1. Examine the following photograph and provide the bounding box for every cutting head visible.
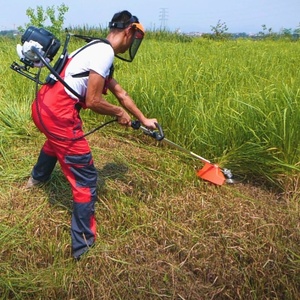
[197,163,226,185]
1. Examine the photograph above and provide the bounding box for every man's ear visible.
[124,26,133,37]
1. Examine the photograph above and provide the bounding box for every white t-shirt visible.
[64,41,114,99]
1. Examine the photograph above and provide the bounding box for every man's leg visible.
[27,140,57,188]
[51,139,98,259]
[65,152,97,259]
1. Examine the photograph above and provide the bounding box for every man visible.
[26,10,158,260]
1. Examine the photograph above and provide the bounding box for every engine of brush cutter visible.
[10,26,61,83]
[16,26,61,68]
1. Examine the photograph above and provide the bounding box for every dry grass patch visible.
[1,134,299,299]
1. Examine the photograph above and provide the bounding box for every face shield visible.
[116,22,145,62]
[109,15,145,62]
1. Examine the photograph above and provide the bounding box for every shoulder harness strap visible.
[71,39,114,79]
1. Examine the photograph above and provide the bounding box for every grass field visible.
[0,32,299,299]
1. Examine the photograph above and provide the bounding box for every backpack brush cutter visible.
[131,121,234,185]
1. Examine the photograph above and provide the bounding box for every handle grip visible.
[131,120,141,130]
[131,120,165,141]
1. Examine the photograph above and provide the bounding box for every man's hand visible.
[116,108,131,126]
[141,118,158,130]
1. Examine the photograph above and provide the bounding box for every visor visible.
[115,22,145,62]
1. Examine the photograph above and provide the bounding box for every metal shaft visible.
[139,124,211,164]
[161,137,212,164]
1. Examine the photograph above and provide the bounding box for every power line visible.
[159,8,168,29]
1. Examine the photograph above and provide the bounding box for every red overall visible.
[31,58,97,259]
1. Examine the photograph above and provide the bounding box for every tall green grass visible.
[1,35,300,189]
[114,38,300,189]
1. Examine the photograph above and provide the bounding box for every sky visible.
[1,0,300,34]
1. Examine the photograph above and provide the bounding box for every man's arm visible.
[108,78,158,129]
[85,71,131,125]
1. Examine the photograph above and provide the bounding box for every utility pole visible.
[159,8,168,29]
